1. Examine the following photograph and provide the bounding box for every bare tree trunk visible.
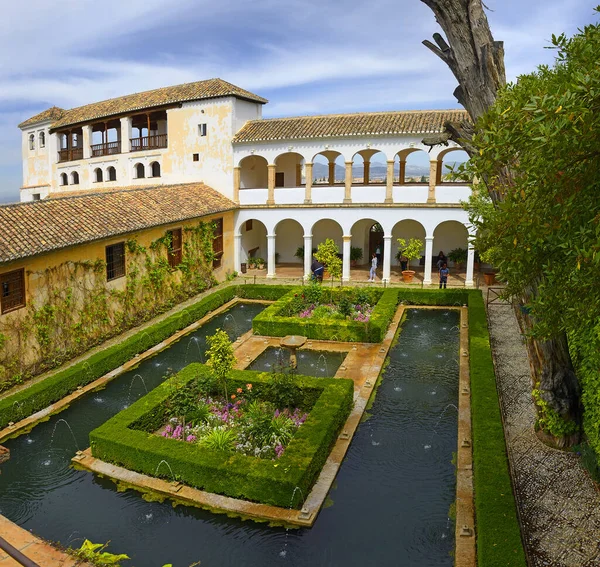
[421,0,581,442]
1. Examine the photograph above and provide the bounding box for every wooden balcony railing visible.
[130,134,168,152]
[90,140,121,157]
[57,148,83,163]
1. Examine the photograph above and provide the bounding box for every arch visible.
[274,218,304,264]
[134,163,145,179]
[349,218,380,266]
[352,149,386,184]
[311,218,344,252]
[437,148,470,183]
[391,219,427,270]
[29,134,35,151]
[150,161,161,178]
[39,131,45,148]
[240,218,268,266]
[396,148,429,184]
[274,152,305,187]
[94,168,103,183]
[239,155,268,189]
[432,220,469,268]
[70,171,79,185]
[312,151,343,185]
[59,172,68,186]
[107,166,117,182]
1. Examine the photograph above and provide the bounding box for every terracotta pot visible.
[402,270,415,283]
[483,272,496,286]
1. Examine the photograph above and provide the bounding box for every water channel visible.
[0,305,459,567]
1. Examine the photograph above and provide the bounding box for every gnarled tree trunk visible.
[421,0,581,443]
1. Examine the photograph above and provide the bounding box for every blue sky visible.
[0,0,595,202]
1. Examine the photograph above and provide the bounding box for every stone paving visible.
[487,303,600,567]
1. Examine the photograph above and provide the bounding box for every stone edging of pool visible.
[0,298,271,445]
[72,305,476,565]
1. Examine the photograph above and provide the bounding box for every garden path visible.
[487,303,600,567]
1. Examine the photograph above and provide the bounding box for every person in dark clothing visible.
[311,258,324,282]
[439,263,449,289]
[436,251,447,271]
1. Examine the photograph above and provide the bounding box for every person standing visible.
[375,244,382,267]
[436,251,447,271]
[439,263,449,289]
[369,253,378,282]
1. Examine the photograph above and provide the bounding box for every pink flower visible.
[186,435,196,442]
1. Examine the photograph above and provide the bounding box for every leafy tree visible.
[205,329,235,399]
[315,239,342,283]
[397,238,423,271]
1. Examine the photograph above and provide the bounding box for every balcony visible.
[130,134,168,152]
[57,148,83,163]
[91,141,121,157]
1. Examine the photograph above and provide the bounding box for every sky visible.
[0,0,596,203]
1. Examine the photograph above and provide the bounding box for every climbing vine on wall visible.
[0,221,218,391]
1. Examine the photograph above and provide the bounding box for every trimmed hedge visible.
[90,363,354,509]
[0,284,291,430]
[253,288,400,342]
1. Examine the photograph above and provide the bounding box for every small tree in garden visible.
[314,239,342,284]
[397,238,423,271]
[205,329,235,399]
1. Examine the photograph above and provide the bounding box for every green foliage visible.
[201,428,237,452]
[349,246,363,262]
[532,386,579,436]
[396,238,423,270]
[74,540,129,566]
[338,295,353,318]
[205,329,235,399]
[448,248,467,265]
[314,239,342,280]
[262,369,302,408]
[90,364,354,508]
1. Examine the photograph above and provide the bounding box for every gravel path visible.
[487,303,600,567]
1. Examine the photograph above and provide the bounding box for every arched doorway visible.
[391,220,426,276]
[438,148,470,183]
[240,219,268,269]
[275,219,304,265]
[274,152,305,188]
[239,155,268,189]
[433,220,469,273]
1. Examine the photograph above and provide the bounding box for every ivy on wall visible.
[0,221,218,392]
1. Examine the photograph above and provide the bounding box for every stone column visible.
[267,164,276,205]
[82,125,92,159]
[304,163,313,203]
[303,234,313,279]
[399,159,406,185]
[233,167,241,204]
[385,160,394,203]
[120,117,131,154]
[342,235,352,282]
[234,234,242,273]
[267,234,276,278]
[424,236,434,284]
[383,235,392,283]
[465,243,475,287]
[296,163,302,186]
[328,161,335,185]
[344,161,353,204]
[363,160,370,185]
[428,161,438,203]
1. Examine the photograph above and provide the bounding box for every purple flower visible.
[186,435,196,442]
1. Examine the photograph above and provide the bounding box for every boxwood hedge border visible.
[89,363,354,509]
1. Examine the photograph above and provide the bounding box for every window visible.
[94,168,103,183]
[29,134,35,151]
[198,123,207,136]
[135,163,145,178]
[107,166,117,181]
[39,131,45,148]
[106,242,126,281]
[60,172,68,186]
[245,220,253,232]
[32,193,41,201]
[212,218,224,269]
[193,153,199,162]
[71,171,79,185]
[1,269,25,314]
[167,228,182,268]
[275,172,284,187]
[151,161,161,178]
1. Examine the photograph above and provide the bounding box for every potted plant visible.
[248,257,256,270]
[255,257,265,270]
[397,238,423,283]
[448,247,468,270]
[350,246,363,267]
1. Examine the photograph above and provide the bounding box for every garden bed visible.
[89,363,354,508]
[253,286,400,342]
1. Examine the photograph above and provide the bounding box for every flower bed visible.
[89,363,354,508]
[253,286,399,342]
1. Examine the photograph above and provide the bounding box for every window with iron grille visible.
[167,228,183,268]
[1,269,25,314]
[106,242,126,281]
[212,218,224,269]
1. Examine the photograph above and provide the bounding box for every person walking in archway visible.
[369,253,378,282]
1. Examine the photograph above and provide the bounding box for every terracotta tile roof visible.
[233,109,470,143]
[19,79,267,132]
[0,183,235,264]
[18,106,65,129]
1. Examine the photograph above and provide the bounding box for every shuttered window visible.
[212,218,224,269]
[106,242,126,281]
[1,269,25,314]
[167,228,183,268]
